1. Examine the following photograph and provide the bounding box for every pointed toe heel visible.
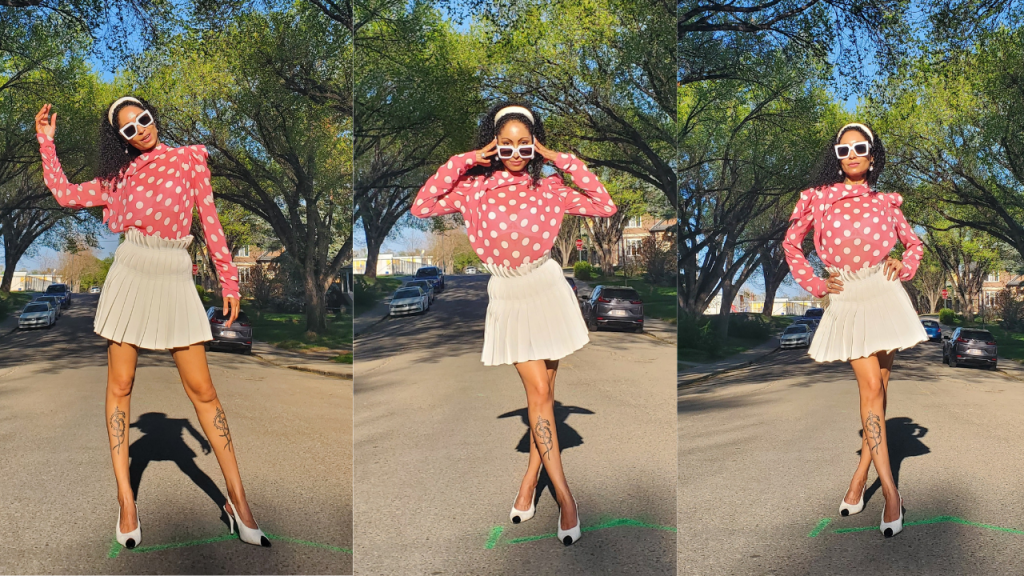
[557,496,581,546]
[839,485,866,517]
[115,502,142,550]
[224,496,271,547]
[879,492,904,538]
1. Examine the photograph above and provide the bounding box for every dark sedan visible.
[414,266,445,293]
[45,283,72,308]
[942,327,997,369]
[582,285,644,333]
[205,307,253,354]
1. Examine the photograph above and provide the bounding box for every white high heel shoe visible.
[509,488,536,524]
[839,484,866,516]
[879,492,904,538]
[557,496,581,546]
[116,502,141,549]
[224,496,271,547]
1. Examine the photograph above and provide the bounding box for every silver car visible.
[19,302,56,329]
[389,287,428,316]
[401,280,435,304]
[780,324,812,349]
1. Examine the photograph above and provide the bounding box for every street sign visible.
[575,239,583,250]
[941,288,948,298]
[192,264,198,275]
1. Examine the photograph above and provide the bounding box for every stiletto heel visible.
[557,496,581,546]
[509,488,536,524]
[115,502,141,549]
[224,496,271,547]
[839,484,866,516]
[880,491,904,538]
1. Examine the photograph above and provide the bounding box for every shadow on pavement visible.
[129,412,229,526]
[858,416,931,505]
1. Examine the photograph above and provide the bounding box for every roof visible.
[649,218,677,232]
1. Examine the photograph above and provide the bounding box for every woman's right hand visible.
[825,275,844,294]
[35,104,56,139]
[473,139,497,166]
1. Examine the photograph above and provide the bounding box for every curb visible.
[353,311,390,338]
[677,345,781,389]
[249,352,353,380]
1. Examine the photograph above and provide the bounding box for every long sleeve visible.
[37,133,110,209]
[188,145,240,299]
[411,154,478,218]
[542,153,617,217]
[883,193,924,281]
[782,189,828,298]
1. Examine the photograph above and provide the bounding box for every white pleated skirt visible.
[808,262,928,362]
[94,228,213,350]
[481,255,590,366]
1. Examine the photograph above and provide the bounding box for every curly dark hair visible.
[97,96,163,182]
[466,100,547,181]
[807,123,886,190]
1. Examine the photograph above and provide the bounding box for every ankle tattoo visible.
[109,406,126,455]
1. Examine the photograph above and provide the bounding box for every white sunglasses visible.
[496,143,535,160]
[119,110,154,140]
[834,140,871,159]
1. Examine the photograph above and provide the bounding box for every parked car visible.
[33,295,63,319]
[89,286,101,294]
[390,287,429,316]
[205,307,253,354]
[802,307,824,320]
[792,318,818,332]
[19,302,56,329]
[402,279,435,304]
[921,319,942,342]
[463,266,478,275]
[45,283,72,308]
[780,324,812,348]
[566,277,578,299]
[943,327,997,369]
[582,285,644,332]
[414,266,445,292]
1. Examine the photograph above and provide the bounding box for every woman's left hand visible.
[533,140,561,164]
[883,257,904,281]
[222,295,240,327]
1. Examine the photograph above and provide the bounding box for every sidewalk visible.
[354,301,390,337]
[249,340,352,379]
[678,336,780,388]
[643,316,677,344]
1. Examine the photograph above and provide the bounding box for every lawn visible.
[248,310,353,363]
[678,314,794,364]
[0,292,37,323]
[354,276,405,316]
[587,273,677,323]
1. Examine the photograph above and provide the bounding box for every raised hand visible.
[474,139,497,166]
[35,104,56,139]
[533,139,561,163]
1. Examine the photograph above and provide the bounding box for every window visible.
[625,238,643,256]
[238,266,250,284]
[236,246,250,258]
[627,216,643,228]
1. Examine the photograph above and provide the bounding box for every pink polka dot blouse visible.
[412,153,617,268]
[37,134,240,299]
[782,183,924,298]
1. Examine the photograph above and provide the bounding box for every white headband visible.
[837,122,874,144]
[494,106,534,125]
[108,97,144,126]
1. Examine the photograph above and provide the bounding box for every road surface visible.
[0,294,351,574]
[355,273,677,575]
[679,341,1024,575]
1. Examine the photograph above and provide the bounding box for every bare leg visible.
[514,363,556,511]
[845,350,893,504]
[515,359,577,530]
[107,341,140,533]
[171,344,259,529]
[850,353,901,522]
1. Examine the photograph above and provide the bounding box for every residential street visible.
[354,273,677,575]
[0,294,351,575]
[679,342,1024,575]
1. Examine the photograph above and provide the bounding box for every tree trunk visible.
[1,247,16,293]
[363,232,382,280]
[304,265,328,334]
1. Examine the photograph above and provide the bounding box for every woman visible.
[34,98,269,548]
[411,101,617,545]
[782,122,927,538]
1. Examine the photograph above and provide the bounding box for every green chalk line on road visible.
[108,530,352,558]
[810,515,1024,537]
[487,517,676,548]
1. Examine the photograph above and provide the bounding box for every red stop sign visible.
[192,264,198,275]
[941,289,948,298]
[575,239,583,250]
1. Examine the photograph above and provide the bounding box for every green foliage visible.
[997,289,1024,332]
[454,250,482,273]
[679,313,721,357]
[354,275,404,315]
[728,314,772,340]
[573,261,595,281]
[939,308,957,326]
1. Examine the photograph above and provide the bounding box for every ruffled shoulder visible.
[878,191,904,208]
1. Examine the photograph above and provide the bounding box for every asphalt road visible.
[0,294,351,574]
[679,340,1024,575]
[354,274,677,575]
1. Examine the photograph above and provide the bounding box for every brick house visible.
[613,214,677,267]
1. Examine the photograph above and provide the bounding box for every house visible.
[613,214,677,266]
[353,254,433,276]
[231,245,284,285]
[0,271,64,292]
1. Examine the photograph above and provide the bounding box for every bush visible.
[637,236,674,285]
[679,313,722,356]
[573,261,595,281]
[938,308,956,326]
[195,284,206,299]
[997,288,1024,331]
[728,313,771,340]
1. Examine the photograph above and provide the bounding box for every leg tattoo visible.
[866,410,882,455]
[534,417,554,461]
[109,406,126,455]
[213,406,233,452]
